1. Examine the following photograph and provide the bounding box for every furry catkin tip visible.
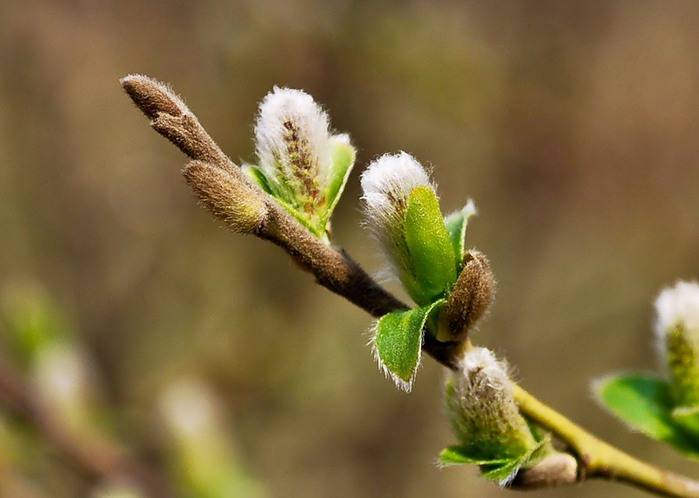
[654,281,699,407]
[255,86,333,186]
[360,152,434,279]
[120,74,188,120]
[183,160,267,233]
[446,348,536,462]
[655,281,699,340]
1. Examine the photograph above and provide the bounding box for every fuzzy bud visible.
[183,160,267,234]
[441,251,496,341]
[445,348,537,463]
[655,281,699,408]
[512,453,578,489]
[120,74,187,120]
[361,152,456,305]
[252,87,354,235]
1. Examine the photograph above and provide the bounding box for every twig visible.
[121,74,699,497]
[0,357,173,498]
[515,386,699,497]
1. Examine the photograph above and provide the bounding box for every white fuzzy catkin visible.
[459,347,512,395]
[360,152,434,277]
[453,348,516,433]
[255,87,334,189]
[446,347,536,485]
[655,281,699,341]
[654,281,699,406]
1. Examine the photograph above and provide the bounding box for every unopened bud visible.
[252,87,355,237]
[442,251,495,341]
[183,160,267,234]
[512,453,578,489]
[445,348,536,463]
[120,74,187,120]
[361,153,457,306]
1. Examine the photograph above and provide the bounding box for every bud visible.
[361,152,456,306]
[183,160,267,234]
[120,73,187,120]
[445,348,536,467]
[159,378,266,498]
[655,281,699,408]
[441,251,496,341]
[249,87,355,237]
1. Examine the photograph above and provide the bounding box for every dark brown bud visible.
[183,160,267,234]
[442,250,495,341]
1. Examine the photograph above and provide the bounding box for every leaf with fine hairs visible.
[372,299,444,392]
[445,200,476,270]
[595,373,699,459]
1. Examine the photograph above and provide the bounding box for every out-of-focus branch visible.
[0,357,172,498]
[120,75,699,497]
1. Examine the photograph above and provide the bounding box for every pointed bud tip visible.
[120,74,187,120]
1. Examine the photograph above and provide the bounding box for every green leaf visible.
[245,142,354,240]
[437,446,508,467]
[596,373,699,459]
[672,406,699,440]
[445,200,476,269]
[481,458,524,485]
[438,445,538,487]
[373,300,444,391]
[403,187,456,306]
[322,138,356,227]
[242,165,274,195]
[243,165,326,238]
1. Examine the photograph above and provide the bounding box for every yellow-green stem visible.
[514,385,699,498]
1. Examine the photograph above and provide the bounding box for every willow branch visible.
[0,357,172,498]
[120,74,699,497]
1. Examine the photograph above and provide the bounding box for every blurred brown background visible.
[0,1,698,497]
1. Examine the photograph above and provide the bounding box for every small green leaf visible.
[322,138,356,226]
[481,458,524,485]
[373,300,444,391]
[242,165,274,195]
[437,446,508,467]
[439,443,543,487]
[243,165,326,237]
[596,373,699,459]
[403,187,456,306]
[445,200,476,269]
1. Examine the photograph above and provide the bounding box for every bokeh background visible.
[1,1,698,497]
